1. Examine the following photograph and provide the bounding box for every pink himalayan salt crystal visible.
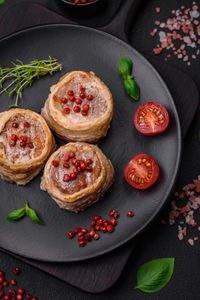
[188,239,194,246]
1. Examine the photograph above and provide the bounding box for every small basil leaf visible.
[26,208,43,225]
[135,258,175,293]
[119,57,132,78]
[6,208,26,222]
[124,77,140,101]
[9,104,22,109]
[0,0,5,4]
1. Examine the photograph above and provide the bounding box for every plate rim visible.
[0,23,182,262]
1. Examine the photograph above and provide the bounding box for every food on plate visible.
[0,57,62,108]
[41,71,113,143]
[0,109,56,185]
[134,102,169,135]
[67,209,120,247]
[41,142,114,213]
[119,56,140,101]
[124,153,159,190]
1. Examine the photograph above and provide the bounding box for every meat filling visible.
[0,114,46,163]
[50,144,101,195]
[55,75,108,122]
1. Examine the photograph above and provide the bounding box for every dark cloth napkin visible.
[0,2,199,294]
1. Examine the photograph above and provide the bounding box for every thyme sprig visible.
[0,57,62,108]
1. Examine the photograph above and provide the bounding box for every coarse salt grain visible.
[188,238,194,246]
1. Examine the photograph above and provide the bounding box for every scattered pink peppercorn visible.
[67,231,74,239]
[79,240,86,247]
[101,226,107,233]
[93,233,99,240]
[80,85,86,92]
[93,215,101,221]
[126,211,134,217]
[24,122,30,128]
[13,268,20,276]
[3,281,8,287]
[75,98,82,105]
[17,289,24,295]
[64,154,70,162]
[0,278,4,284]
[61,97,68,104]
[12,122,18,128]
[108,209,116,216]
[74,228,81,234]
[70,173,77,180]
[78,232,84,237]
[81,110,88,116]
[9,140,16,147]
[63,107,70,114]
[19,141,26,148]
[113,212,119,219]
[67,90,74,96]
[86,159,93,165]
[8,290,15,296]
[63,174,70,182]
[107,225,114,233]
[10,280,16,286]
[73,105,81,113]
[82,104,89,111]
[63,162,70,169]
[110,219,117,226]
[69,152,75,158]
[79,93,86,99]
[51,160,59,167]
[71,158,76,164]
[87,94,93,101]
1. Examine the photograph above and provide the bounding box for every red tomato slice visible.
[134,102,169,135]
[124,153,159,190]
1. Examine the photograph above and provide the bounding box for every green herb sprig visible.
[134,258,175,293]
[0,57,62,108]
[0,0,5,5]
[7,201,43,225]
[119,57,140,101]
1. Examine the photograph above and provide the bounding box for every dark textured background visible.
[0,0,200,299]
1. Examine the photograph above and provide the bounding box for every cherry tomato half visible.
[124,153,159,190]
[134,102,169,135]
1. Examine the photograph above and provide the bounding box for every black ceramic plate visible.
[0,24,181,262]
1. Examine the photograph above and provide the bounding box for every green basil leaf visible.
[135,258,175,293]
[0,0,5,5]
[119,57,132,78]
[26,207,43,225]
[9,104,22,109]
[6,208,26,222]
[124,77,140,101]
